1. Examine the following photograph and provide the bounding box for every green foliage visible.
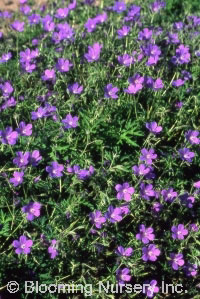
[0,0,200,298]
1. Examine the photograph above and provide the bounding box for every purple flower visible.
[55,7,69,19]
[42,15,55,32]
[182,70,192,81]
[146,122,162,134]
[77,167,94,180]
[183,263,198,277]
[144,76,154,88]
[52,31,65,44]
[21,63,36,73]
[31,49,39,59]
[172,79,185,87]
[44,103,56,117]
[13,151,30,168]
[41,69,56,82]
[118,54,134,67]
[12,235,33,254]
[28,14,41,25]
[171,224,188,240]
[185,130,200,145]
[67,164,94,180]
[142,244,160,261]
[84,18,98,33]
[189,223,198,232]
[48,240,58,259]
[161,188,177,202]
[17,122,32,136]
[153,78,164,90]
[117,26,130,38]
[105,205,123,223]
[1,97,16,110]
[27,49,39,61]
[172,44,190,65]
[22,202,41,221]
[152,202,163,214]
[11,20,25,32]
[166,33,180,44]
[0,81,13,97]
[132,164,150,176]
[31,107,46,120]
[193,181,200,188]
[188,15,200,27]
[169,253,184,270]
[0,127,19,145]
[150,1,165,12]
[68,83,83,94]
[95,12,107,24]
[178,148,195,162]
[1,11,13,18]
[115,246,133,257]
[68,0,77,10]
[115,183,134,202]
[140,148,157,165]
[19,48,39,63]
[173,22,184,30]
[62,114,79,129]
[29,150,42,166]
[84,42,102,62]
[142,44,161,66]
[113,1,126,13]
[46,162,64,178]
[124,74,144,94]
[116,268,131,285]
[195,50,200,57]
[32,39,39,46]
[89,210,106,229]
[67,164,80,174]
[56,58,73,73]
[138,28,153,41]
[20,4,31,15]
[0,52,12,63]
[179,193,195,208]
[55,23,74,40]
[119,204,130,215]
[136,225,155,244]
[10,171,24,186]
[126,5,140,21]
[147,55,160,66]
[143,280,159,298]
[140,183,156,201]
[66,211,71,219]
[104,84,119,99]
[34,176,41,183]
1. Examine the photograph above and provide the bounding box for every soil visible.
[0,0,19,12]
[0,0,46,12]
[0,0,134,12]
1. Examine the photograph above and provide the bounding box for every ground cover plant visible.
[0,0,200,298]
